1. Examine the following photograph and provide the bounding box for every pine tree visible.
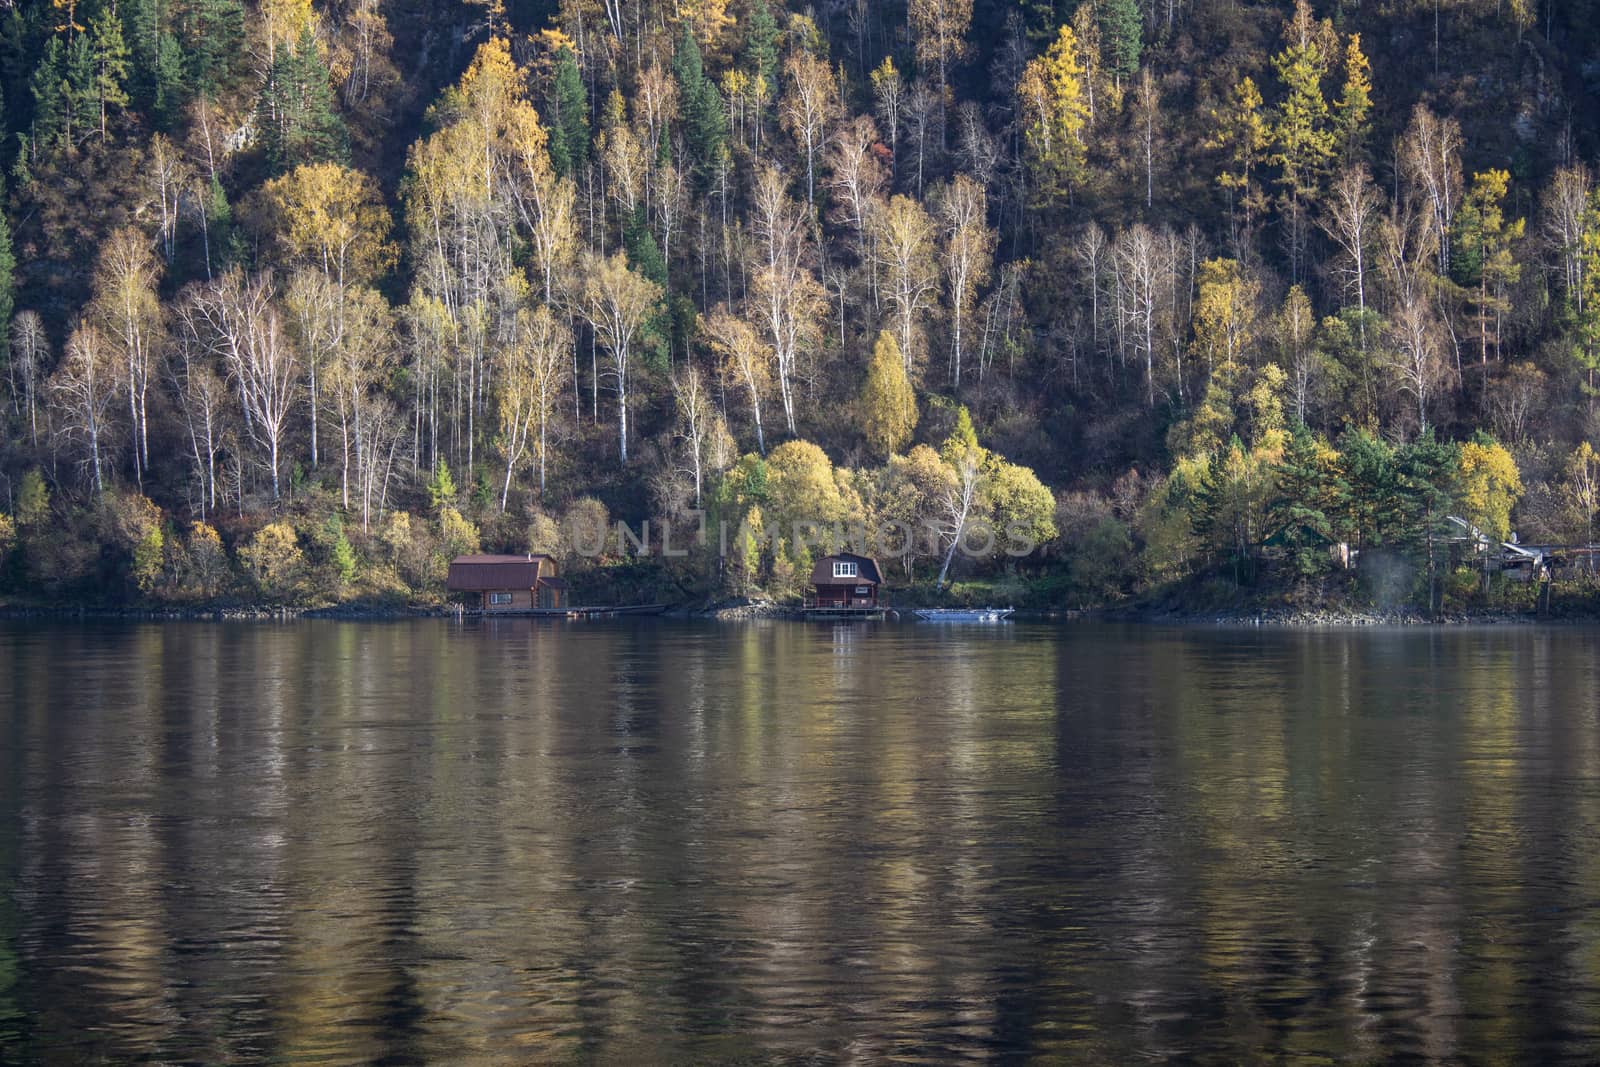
[181,0,244,97]
[548,45,588,177]
[64,30,96,144]
[1395,432,1460,615]
[28,37,66,151]
[624,205,667,287]
[121,0,159,111]
[1338,428,1402,547]
[1266,423,1339,576]
[1578,188,1600,410]
[1098,0,1142,86]
[744,0,779,91]
[1207,77,1270,227]
[87,2,130,140]
[259,25,347,172]
[0,17,25,138]
[426,457,457,513]
[1271,2,1336,205]
[152,30,184,127]
[673,24,725,178]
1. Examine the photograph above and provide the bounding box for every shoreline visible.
[3,600,1594,626]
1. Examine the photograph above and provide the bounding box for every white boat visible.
[913,607,1015,622]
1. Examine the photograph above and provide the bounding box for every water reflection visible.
[2,621,1600,1061]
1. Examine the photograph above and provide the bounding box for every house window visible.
[855,586,870,595]
[489,592,513,605]
[832,561,858,578]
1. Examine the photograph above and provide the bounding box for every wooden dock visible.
[798,605,889,620]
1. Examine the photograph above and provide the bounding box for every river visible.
[2,619,1599,1062]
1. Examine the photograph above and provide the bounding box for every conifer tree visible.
[548,45,588,177]
[1266,423,1339,576]
[152,30,183,126]
[121,0,159,110]
[1578,189,1600,410]
[65,31,96,144]
[258,25,347,172]
[1333,33,1371,162]
[181,0,244,97]
[1451,169,1524,367]
[673,24,725,178]
[29,37,66,152]
[1017,23,1089,206]
[1271,0,1336,280]
[1098,0,1141,87]
[744,0,779,92]
[87,2,129,140]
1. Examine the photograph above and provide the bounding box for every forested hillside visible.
[1,0,1599,611]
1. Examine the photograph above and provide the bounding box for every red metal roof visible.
[446,554,556,591]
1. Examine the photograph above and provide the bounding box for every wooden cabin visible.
[447,554,567,611]
[808,553,883,609]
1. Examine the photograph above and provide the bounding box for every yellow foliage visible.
[767,440,846,528]
[534,27,575,54]
[1018,24,1090,200]
[676,0,734,53]
[438,506,482,559]
[1190,258,1260,369]
[240,522,304,598]
[1206,77,1269,195]
[262,163,397,285]
[260,0,316,52]
[1458,439,1523,543]
[860,331,917,459]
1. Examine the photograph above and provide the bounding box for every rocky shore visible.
[1119,606,1555,627]
[0,602,459,622]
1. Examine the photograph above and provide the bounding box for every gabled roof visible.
[810,552,883,585]
[447,554,555,591]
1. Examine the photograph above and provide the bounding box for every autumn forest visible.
[0,0,1598,612]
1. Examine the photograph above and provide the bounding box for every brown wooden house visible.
[808,553,883,608]
[447,554,568,611]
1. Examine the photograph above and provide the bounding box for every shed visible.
[808,553,883,609]
[447,554,566,610]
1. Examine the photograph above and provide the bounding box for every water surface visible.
[3,620,1600,1063]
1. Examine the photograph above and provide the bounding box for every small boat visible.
[913,607,1015,622]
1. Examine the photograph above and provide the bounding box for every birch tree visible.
[170,301,229,519]
[324,286,394,513]
[93,227,163,487]
[8,310,48,448]
[937,174,995,390]
[873,194,941,377]
[749,166,823,434]
[780,51,838,209]
[704,305,771,453]
[51,324,117,495]
[1386,297,1442,432]
[190,271,301,499]
[672,363,718,507]
[1320,164,1382,325]
[496,304,570,505]
[578,251,661,464]
[1543,165,1591,311]
[1401,104,1463,276]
